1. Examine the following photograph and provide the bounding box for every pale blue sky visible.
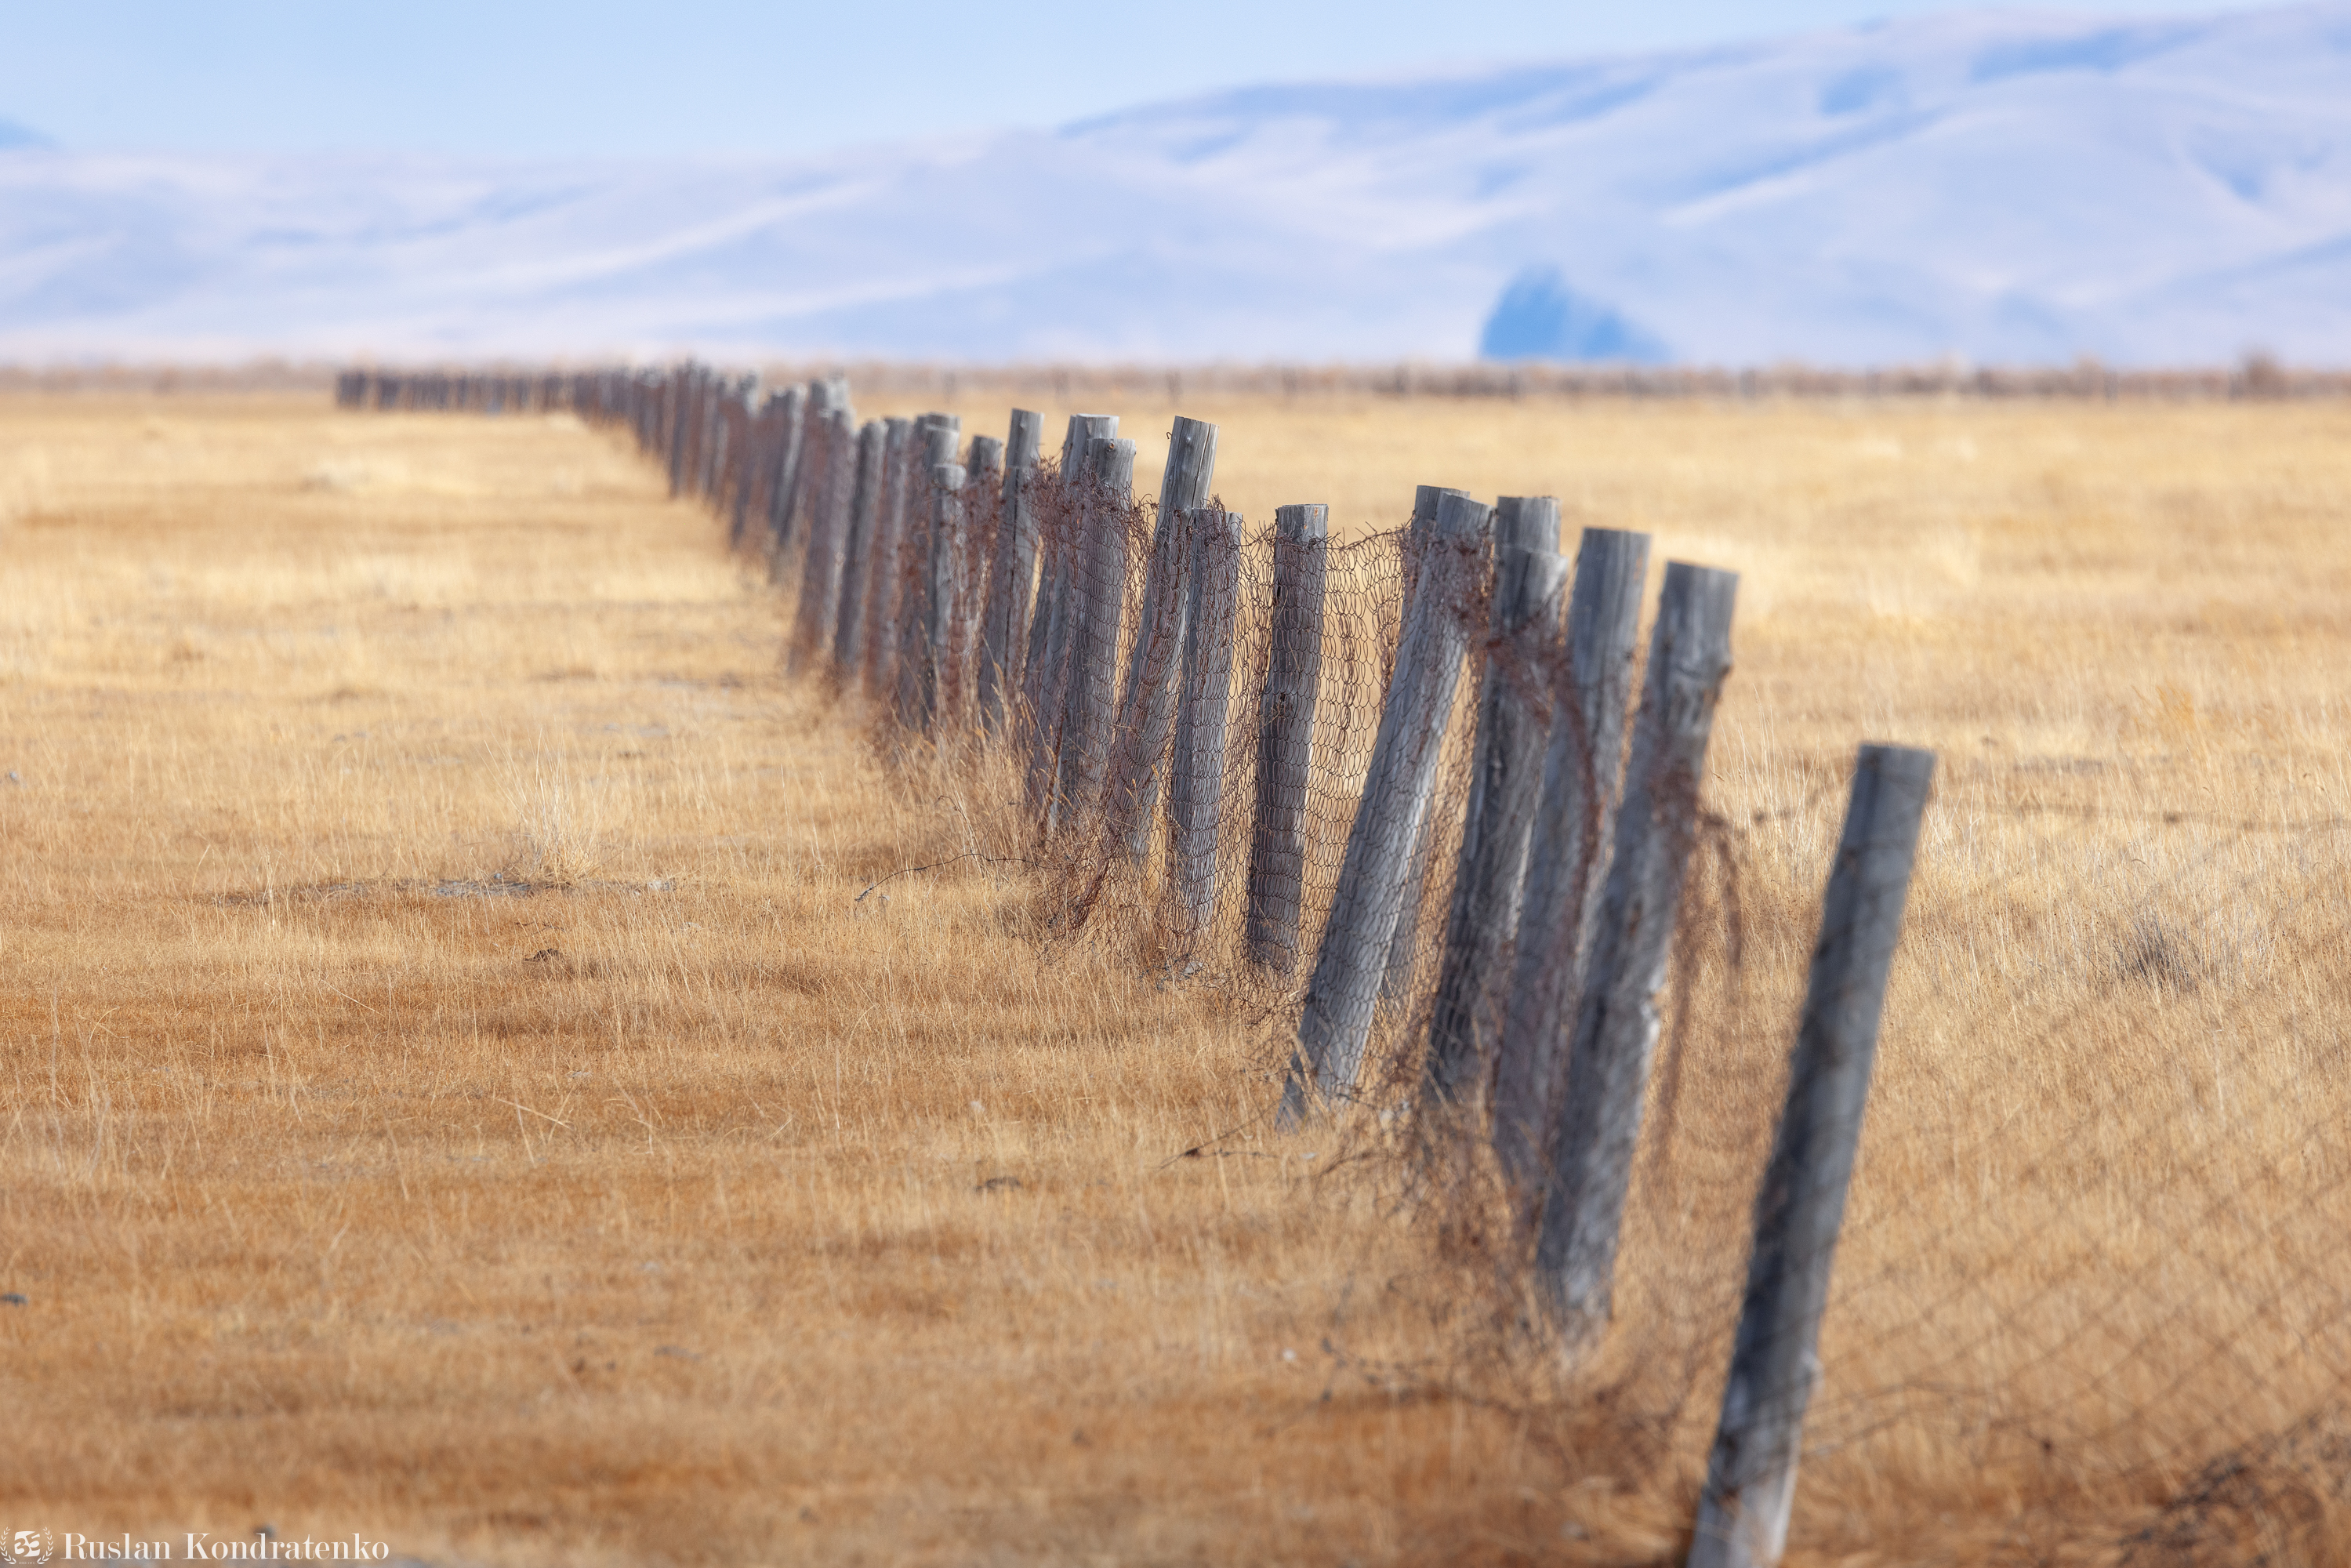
[0,0,2296,158]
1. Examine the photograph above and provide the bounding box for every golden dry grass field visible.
[5,387,2351,1566]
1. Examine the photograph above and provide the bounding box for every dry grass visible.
[5,390,2351,1565]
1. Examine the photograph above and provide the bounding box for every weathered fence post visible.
[1108,416,1220,858]
[665,365,693,496]
[857,417,916,694]
[789,407,858,674]
[1055,436,1139,819]
[978,409,1047,734]
[1379,483,1473,1004]
[1246,503,1329,975]
[895,416,961,731]
[1490,527,1653,1193]
[1279,492,1495,1126]
[1025,415,1119,825]
[763,383,811,573]
[1168,509,1243,947]
[920,462,970,731]
[947,435,1004,732]
[1532,562,1739,1341]
[1420,528,1571,1108]
[1687,744,1934,1568]
[831,420,890,673]
[731,391,785,551]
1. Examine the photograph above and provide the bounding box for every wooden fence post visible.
[830,419,889,672]
[1056,436,1138,818]
[1279,492,1494,1126]
[1246,503,1329,974]
[921,462,970,731]
[1379,483,1472,1004]
[896,416,961,730]
[949,436,1004,733]
[717,377,752,514]
[789,406,858,675]
[1420,534,1571,1107]
[1108,416,1220,859]
[688,371,717,494]
[1490,527,1653,1194]
[665,365,693,497]
[1687,745,1934,1568]
[763,383,809,571]
[731,391,784,551]
[1025,415,1119,826]
[770,379,836,583]
[701,376,743,500]
[857,417,916,695]
[978,409,1046,734]
[1168,509,1243,946]
[1532,562,1739,1341]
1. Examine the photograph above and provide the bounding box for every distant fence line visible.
[23,354,2351,402]
[338,361,2351,1564]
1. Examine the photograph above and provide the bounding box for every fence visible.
[339,363,2351,1563]
[320,358,2351,409]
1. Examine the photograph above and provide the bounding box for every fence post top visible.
[933,463,966,489]
[1412,484,1468,527]
[1431,491,1495,543]
[1662,559,1742,596]
[1274,503,1330,541]
[1854,742,1939,788]
[1495,495,1562,554]
[1578,525,1649,551]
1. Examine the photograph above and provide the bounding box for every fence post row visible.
[1533,562,1739,1346]
[1246,502,1329,976]
[1279,491,1494,1128]
[1688,745,1933,1568]
[348,368,1920,1568]
[1490,526,1653,1196]
[1420,499,1570,1110]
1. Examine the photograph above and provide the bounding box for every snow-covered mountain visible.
[4,5,2349,365]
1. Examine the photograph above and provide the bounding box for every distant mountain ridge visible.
[3,5,2349,364]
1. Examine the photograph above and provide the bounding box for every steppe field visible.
[5,385,2351,1566]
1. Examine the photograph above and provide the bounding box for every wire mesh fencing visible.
[339,361,2351,1562]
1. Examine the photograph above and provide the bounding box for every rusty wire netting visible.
[350,362,2351,1558]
